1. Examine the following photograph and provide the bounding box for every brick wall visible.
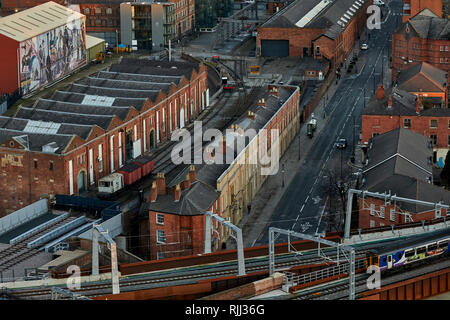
[402,0,443,22]
[358,197,447,229]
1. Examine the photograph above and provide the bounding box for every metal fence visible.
[283,259,366,288]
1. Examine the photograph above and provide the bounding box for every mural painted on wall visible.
[19,18,86,95]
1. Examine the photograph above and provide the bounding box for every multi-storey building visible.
[0,58,209,216]
[164,0,195,38]
[256,0,371,69]
[401,0,443,22]
[120,2,175,51]
[195,0,233,29]
[392,10,450,82]
[358,128,450,229]
[362,85,450,167]
[139,84,301,260]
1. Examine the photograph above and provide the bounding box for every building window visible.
[95,7,101,14]
[315,46,320,56]
[404,118,411,128]
[34,159,38,169]
[405,214,410,223]
[96,19,102,25]
[390,208,395,221]
[448,135,450,146]
[157,230,166,244]
[436,208,441,219]
[430,134,437,146]
[370,203,375,216]
[440,46,445,52]
[430,120,438,128]
[156,213,164,225]
[380,206,385,219]
[107,19,113,25]
[84,8,90,14]
[370,220,375,228]
[49,161,53,171]
[372,133,379,138]
[106,7,112,14]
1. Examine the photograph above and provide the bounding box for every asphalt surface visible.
[255,0,404,245]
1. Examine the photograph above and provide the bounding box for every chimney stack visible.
[248,110,255,121]
[174,184,181,202]
[156,172,166,195]
[257,98,266,107]
[189,165,196,183]
[376,84,385,100]
[183,173,191,190]
[416,95,422,114]
[147,181,158,202]
[387,95,392,108]
[269,85,278,96]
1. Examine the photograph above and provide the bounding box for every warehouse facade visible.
[0,58,209,216]
[256,0,371,68]
[0,2,86,96]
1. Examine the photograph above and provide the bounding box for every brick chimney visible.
[387,95,392,108]
[257,98,266,107]
[174,184,181,202]
[416,95,422,114]
[248,110,255,121]
[270,86,278,96]
[183,173,191,190]
[189,165,196,183]
[220,135,227,154]
[376,84,385,100]
[156,172,166,195]
[147,181,157,202]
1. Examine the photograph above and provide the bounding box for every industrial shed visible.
[86,35,105,63]
[0,1,86,96]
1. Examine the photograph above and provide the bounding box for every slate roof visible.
[407,14,450,40]
[146,180,220,216]
[397,62,448,93]
[261,0,370,40]
[363,87,450,116]
[362,128,450,213]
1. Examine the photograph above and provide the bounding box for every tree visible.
[440,150,450,188]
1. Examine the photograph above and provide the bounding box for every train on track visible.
[365,232,450,271]
[97,154,154,199]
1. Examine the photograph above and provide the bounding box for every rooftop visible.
[397,62,448,93]
[401,11,450,40]
[362,128,450,213]
[0,2,84,42]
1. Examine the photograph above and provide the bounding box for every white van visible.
[374,0,385,6]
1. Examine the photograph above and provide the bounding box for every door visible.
[149,130,155,151]
[77,171,86,194]
[387,255,393,269]
[261,40,289,57]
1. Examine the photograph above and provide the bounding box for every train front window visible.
[438,241,449,249]
[100,181,111,187]
[416,247,426,254]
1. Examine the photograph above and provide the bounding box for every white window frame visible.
[380,206,385,219]
[370,203,375,216]
[157,230,166,244]
[156,213,164,225]
[390,208,395,221]
[370,220,375,228]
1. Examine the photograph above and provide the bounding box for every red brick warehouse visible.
[0,57,209,216]
[256,0,372,69]
[401,0,443,22]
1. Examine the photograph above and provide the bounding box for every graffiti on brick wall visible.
[1,154,23,167]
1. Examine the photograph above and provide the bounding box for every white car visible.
[361,43,369,50]
[374,0,385,5]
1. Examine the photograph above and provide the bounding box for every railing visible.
[283,259,366,289]
[27,216,86,249]
[9,212,69,245]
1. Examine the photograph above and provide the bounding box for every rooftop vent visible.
[42,142,59,153]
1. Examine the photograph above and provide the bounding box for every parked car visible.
[360,43,369,50]
[336,138,347,149]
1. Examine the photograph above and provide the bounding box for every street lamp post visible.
[281,163,285,188]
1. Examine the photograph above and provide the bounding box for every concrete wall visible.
[120,3,132,47]
[0,198,48,235]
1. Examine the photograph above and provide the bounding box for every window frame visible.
[156,229,166,244]
[156,213,164,225]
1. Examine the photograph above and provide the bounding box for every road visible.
[255,0,404,245]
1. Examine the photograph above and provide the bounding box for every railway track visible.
[9,249,366,299]
[0,216,78,272]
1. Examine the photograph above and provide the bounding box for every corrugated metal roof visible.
[85,34,104,49]
[0,1,84,42]
[23,120,61,134]
[295,0,332,27]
